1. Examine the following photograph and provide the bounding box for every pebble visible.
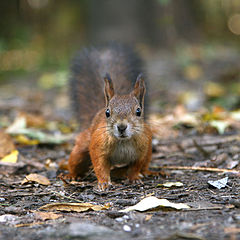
[123,225,131,232]
[0,214,16,223]
[115,217,124,222]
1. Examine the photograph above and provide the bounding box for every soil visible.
[0,53,240,240]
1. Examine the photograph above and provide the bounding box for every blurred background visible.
[1,0,240,116]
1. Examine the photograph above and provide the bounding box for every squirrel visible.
[67,44,155,190]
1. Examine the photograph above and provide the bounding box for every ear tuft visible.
[133,73,146,108]
[104,73,114,106]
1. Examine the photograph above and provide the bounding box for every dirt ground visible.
[0,52,240,240]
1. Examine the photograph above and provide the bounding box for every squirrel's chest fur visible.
[108,140,138,167]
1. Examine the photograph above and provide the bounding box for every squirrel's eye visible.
[136,108,141,117]
[105,108,111,118]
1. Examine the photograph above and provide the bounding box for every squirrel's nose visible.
[117,124,127,133]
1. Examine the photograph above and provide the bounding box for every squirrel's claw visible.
[97,181,112,191]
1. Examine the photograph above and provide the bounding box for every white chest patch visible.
[109,141,138,167]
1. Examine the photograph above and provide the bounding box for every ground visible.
[0,48,240,240]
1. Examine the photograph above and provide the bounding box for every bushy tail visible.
[69,43,144,130]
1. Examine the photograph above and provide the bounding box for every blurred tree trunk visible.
[86,0,201,48]
[86,0,155,45]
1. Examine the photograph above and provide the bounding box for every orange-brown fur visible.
[68,45,154,190]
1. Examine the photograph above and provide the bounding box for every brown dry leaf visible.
[39,202,110,212]
[22,173,50,185]
[33,211,62,221]
[0,130,15,158]
[19,112,46,128]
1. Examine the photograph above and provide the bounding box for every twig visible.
[0,192,52,198]
[156,166,240,174]
[50,191,83,203]
[15,221,47,228]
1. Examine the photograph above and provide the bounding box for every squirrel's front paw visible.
[128,178,143,184]
[127,174,143,184]
[58,173,78,181]
[97,181,112,191]
[142,169,169,178]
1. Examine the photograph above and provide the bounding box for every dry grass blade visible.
[159,166,240,174]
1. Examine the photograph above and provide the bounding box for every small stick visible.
[156,166,240,174]
[50,190,83,203]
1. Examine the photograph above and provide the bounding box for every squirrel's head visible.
[104,73,146,140]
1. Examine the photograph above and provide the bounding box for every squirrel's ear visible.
[104,73,115,106]
[132,73,146,108]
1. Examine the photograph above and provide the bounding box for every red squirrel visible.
[67,44,155,190]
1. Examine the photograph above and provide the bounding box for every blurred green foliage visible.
[0,0,240,79]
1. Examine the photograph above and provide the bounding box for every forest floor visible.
[0,47,240,240]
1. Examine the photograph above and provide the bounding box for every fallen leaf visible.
[208,177,228,189]
[0,150,19,163]
[22,173,50,185]
[6,116,72,144]
[39,202,110,212]
[120,196,190,212]
[0,130,15,158]
[230,110,240,120]
[157,182,184,188]
[6,116,26,133]
[8,126,72,144]
[19,112,46,128]
[209,120,229,134]
[14,135,39,145]
[33,211,62,221]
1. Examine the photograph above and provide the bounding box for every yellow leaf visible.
[0,150,19,163]
[39,202,110,212]
[15,135,39,145]
[22,173,50,185]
